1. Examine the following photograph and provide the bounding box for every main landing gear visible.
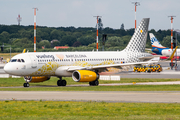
[89,79,99,86]
[89,70,99,86]
[57,77,67,86]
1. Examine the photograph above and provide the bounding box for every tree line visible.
[0,24,178,53]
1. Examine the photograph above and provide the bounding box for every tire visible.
[23,83,29,87]
[57,80,62,86]
[89,82,93,86]
[94,80,99,86]
[89,80,99,86]
[26,83,29,87]
[23,83,27,87]
[62,80,67,86]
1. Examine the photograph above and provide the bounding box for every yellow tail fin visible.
[23,49,26,53]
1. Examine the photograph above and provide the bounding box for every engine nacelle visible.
[72,70,99,82]
[24,76,50,83]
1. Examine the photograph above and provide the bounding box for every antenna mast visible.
[168,15,176,69]
[33,8,38,52]
[132,2,140,30]
[93,16,102,52]
[17,14,22,25]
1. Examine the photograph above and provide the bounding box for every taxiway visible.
[0,91,180,103]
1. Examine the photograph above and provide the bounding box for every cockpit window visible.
[21,59,25,62]
[11,59,17,62]
[10,59,25,63]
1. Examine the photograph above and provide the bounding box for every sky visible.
[0,0,179,31]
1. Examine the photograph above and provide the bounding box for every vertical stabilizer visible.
[149,33,166,48]
[124,18,149,52]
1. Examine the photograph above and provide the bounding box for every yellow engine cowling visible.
[72,70,99,82]
[24,76,50,83]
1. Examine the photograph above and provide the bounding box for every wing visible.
[67,61,156,72]
[139,55,161,61]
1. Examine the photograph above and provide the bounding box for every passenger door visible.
[29,55,37,68]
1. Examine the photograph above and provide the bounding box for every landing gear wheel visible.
[94,80,99,86]
[89,81,93,86]
[89,80,99,86]
[61,80,67,86]
[57,80,62,86]
[23,83,29,87]
[57,80,67,86]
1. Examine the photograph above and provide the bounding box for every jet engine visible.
[72,70,99,82]
[24,76,50,83]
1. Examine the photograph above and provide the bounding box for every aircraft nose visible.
[4,63,12,74]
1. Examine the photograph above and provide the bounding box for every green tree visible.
[77,36,95,46]
[121,35,131,45]
[105,36,124,47]
[61,36,77,46]
[12,38,33,49]
[161,36,171,47]
[50,30,64,40]
[51,41,60,48]
[38,40,51,49]
[72,32,83,39]
[18,29,33,39]
[0,31,10,43]
[120,23,124,30]
[98,18,103,30]
[72,41,82,47]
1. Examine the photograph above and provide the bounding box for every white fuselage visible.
[161,49,180,56]
[4,51,150,77]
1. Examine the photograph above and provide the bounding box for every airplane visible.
[4,18,157,87]
[150,33,180,56]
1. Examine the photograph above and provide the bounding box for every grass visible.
[1,85,180,91]
[0,76,180,119]
[0,101,180,120]
[0,53,19,60]
[1,77,180,87]
[0,77,180,91]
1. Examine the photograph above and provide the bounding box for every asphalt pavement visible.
[0,91,180,103]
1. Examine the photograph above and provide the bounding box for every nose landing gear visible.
[57,77,67,86]
[23,83,30,87]
[23,76,32,87]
